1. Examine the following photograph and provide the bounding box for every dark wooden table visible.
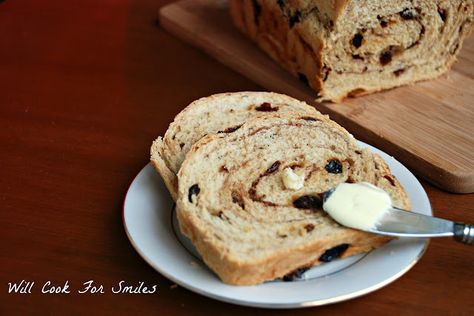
[1,0,473,314]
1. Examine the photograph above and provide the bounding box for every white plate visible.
[123,142,431,308]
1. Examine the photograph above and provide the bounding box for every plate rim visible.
[123,142,431,308]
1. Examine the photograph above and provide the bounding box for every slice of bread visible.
[151,92,321,200]
[176,113,410,285]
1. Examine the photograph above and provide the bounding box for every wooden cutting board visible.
[160,0,474,193]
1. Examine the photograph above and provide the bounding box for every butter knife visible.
[367,207,473,245]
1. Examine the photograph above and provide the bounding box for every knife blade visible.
[367,207,473,245]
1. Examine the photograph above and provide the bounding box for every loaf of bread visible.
[176,113,410,285]
[228,0,474,102]
[150,91,320,200]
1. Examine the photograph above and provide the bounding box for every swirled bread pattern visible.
[151,92,320,200]
[229,0,474,101]
[175,114,410,285]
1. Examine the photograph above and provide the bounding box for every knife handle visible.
[453,223,474,245]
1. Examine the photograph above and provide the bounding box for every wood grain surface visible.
[0,0,473,315]
[160,0,474,193]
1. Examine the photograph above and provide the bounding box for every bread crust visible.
[150,137,178,201]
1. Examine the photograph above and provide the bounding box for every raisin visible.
[255,102,278,112]
[188,184,200,203]
[218,125,242,134]
[226,125,241,133]
[380,50,392,65]
[346,176,355,183]
[400,8,416,20]
[282,275,292,282]
[283,267,309,281]
[217,211,224,218]
[220,166,229,173]
[377,15,389,27]
[300,116,319,122]
[352,33,363,48]
[325,159,343,174]
[289,10,301,28]
[298,72,309,86]
[352,54,363,60]
[304,224,315,232]
[251,0,262,25]
[393,69,405,77]
[277,0,285,9]
[179,142,185,149]
[438,7,447,22]
[293,195,322,209]
[231,191,245,210]
[319,244,350,262]
[264,161,281,175]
